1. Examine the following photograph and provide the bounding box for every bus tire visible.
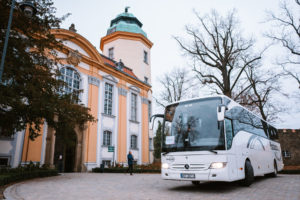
[270,161,277,177]
[240,160,254,186]
[192,181,200,185]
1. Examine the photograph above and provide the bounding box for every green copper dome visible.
[107,7,147,38]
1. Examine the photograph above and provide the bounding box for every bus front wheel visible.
[270,161,278,177]
[240,160,254,186]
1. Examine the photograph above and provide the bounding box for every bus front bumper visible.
[161,168,231,182]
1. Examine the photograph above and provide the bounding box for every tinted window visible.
[163,98,224,151]
[225,106,267,138]
[225,118,234,149]
[269,126,279,140]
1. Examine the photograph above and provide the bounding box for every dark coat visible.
[127,153,134,165]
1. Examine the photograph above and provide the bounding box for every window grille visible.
[130,135,138,149]
[103,131,112,146]
[104,83,113,115]
[131,93,137,121]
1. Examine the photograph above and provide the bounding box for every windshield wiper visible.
[208,150,218,154]
[162,146,177,155]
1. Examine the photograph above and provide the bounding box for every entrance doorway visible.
[54,130,77,172]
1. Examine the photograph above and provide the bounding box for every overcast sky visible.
[52,0,300,129]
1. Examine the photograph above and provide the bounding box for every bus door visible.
[224,118,238,180]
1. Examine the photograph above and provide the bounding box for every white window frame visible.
[131,93,138,121]
[148,100,152,121]
[282,150,291,158]
[59,66,81,94]
[143,50,148,64]
[104,82,113,116]
[103,130,112,146]
[130,135,138,149]
[102,160,111,168]
[108,47,114,59]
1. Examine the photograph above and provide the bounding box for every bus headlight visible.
[162,163,169,169]
[209,162,227,169]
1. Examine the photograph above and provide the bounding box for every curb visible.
[3,183,24,200]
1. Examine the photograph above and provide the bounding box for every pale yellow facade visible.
[0,9,154,171]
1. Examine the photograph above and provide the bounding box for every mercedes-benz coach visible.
[155,95,283,186]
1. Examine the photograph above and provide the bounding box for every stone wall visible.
[278,129,300,167]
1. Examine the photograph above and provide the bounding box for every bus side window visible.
[225,118,234,149]
[262,121,269,138]
[269,126,279,140]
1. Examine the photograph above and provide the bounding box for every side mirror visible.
[217,105,227,121]
[150,114,164,130]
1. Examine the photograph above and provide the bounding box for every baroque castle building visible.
[0,8,153,171]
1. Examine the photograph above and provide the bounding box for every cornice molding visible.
[100,31,153,51]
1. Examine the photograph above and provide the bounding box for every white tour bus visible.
[153,95,283,186]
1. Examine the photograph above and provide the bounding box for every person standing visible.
[58,154,63,173]
[127,151,134,175]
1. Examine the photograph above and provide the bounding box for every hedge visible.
[0,168,58,186]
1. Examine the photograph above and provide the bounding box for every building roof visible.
[106,8,147,38]
[101,54,151,87]
[100,54,137,78]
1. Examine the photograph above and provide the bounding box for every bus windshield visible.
[162,97,225,152]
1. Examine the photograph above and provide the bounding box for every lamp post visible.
[0,0,37,83]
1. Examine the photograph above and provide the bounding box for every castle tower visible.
[100,7,153,84]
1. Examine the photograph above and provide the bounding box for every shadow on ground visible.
[168,175,278,194]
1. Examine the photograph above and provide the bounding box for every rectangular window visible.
[108,47,114,59]
[225,106,267,138]
[103,131,112,146]
[131,93,137,121]
[102,160,111,168]
[130,135,138,149]
[104,83,113,115]
[0,157,9,166]
[268,126,279,140]
[282,150,291,158]
[225,118,234,150]
[143,51,148,64]
[148,101,152,121]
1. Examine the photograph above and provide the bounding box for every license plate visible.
[181,173,195,179]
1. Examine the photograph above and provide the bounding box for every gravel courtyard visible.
[4,173,300,200]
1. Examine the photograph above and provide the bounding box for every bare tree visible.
[175,10,262,99]
[266,0,300,88]
[154,67,196,108]
[239,63,285,122]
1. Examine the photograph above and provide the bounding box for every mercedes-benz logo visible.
[184,164,189,169]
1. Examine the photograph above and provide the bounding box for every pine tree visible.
[0,0,95,140]
[154,121,162,159]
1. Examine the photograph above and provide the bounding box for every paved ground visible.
[3,173,300,200]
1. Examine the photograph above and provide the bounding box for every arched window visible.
[103,131,112,146]
[130,135,138,149]
[59,67,80,94]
